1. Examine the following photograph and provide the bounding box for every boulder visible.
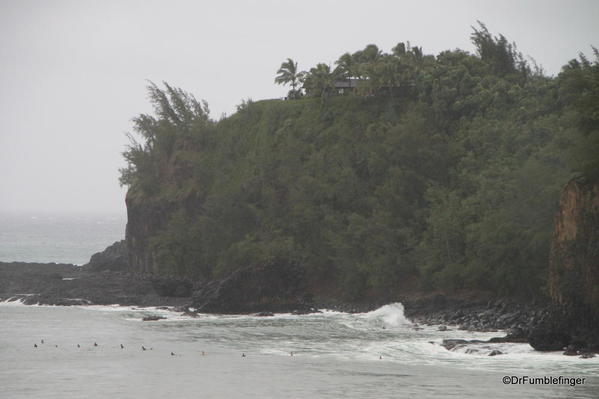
[563,345,579,356]
[85,241,128,272]
[528,329,570,351]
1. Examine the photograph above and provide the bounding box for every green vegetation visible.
[559,47,599,182]
[120,24,597,301]
[274,58,305,99]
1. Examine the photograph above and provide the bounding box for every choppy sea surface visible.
[0,212,126,265]
[0,301,598,399]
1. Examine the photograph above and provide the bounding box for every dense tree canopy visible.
[121,26,597,301]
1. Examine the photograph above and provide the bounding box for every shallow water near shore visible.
[1,301,597,398]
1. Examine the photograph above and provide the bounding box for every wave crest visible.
[363,303,412,327]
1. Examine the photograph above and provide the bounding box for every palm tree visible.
[275,58,304,97]
[357,44,382,64]
[335,52,356,80]
[303,63,338,98]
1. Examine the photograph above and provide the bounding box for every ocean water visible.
[0,301,598,398]
[0,212,126,265]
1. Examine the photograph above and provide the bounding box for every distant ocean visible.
[0,212,126,265]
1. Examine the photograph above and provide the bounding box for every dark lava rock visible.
[528,329,571,351]
[84,240,128,272]
[441,338,508,353]
[254,311,275,317]
[488,350,503,356]
[441,339,470,350]
[142,315,166,321]
[487,328,529,344]
[563,345,579,356]
[0,261,192,308]
[292,308,321,315]
[192,260,310,314]
[528,308,574,351]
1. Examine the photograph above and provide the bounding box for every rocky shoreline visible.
[0,261,191,308]
[1,256,596,358]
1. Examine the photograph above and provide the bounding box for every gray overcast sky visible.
[1,0,598,214]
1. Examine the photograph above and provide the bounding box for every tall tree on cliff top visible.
[470,21,530,81]
[561,48,599,182]
[275,58,305,99]
[119,81,211,190]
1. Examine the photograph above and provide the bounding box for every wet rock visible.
[438,325,448,331]
[254,311,274,317]
[488,350,503,356]
[292,308,321,315]
[142,315,166,321]
[529,330,570,351]
[579,353,596,359]
[441,339,470,350]
[528,313,571,351]
[563,345,579,356]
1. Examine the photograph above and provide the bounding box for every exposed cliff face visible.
[531,177,599,352]
[549,178,599,308]
[125,190,171,275]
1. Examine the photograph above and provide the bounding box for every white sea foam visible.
[0,297,27,306]
[362,303,413,327]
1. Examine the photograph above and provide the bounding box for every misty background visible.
[1,0,598,215]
